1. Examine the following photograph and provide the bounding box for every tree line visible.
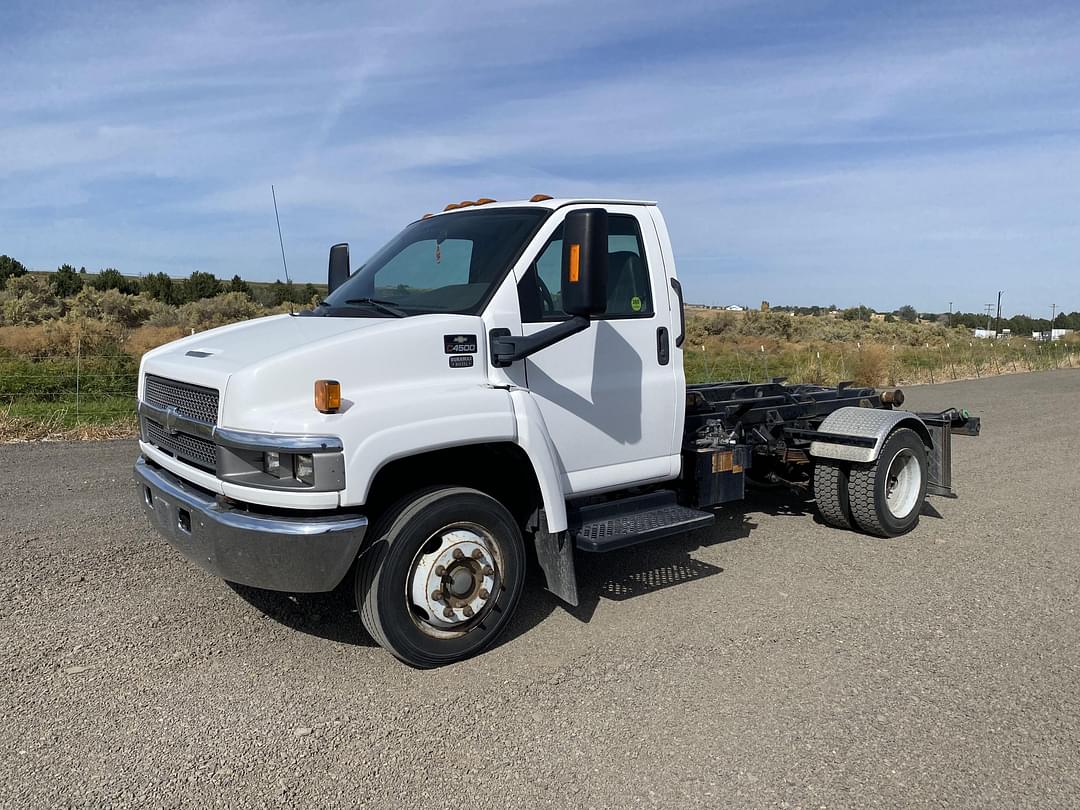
[0,254,321,308]
[767,300,1080,333]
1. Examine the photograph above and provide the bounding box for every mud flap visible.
[533,510,578,607]
[925,420,954,498]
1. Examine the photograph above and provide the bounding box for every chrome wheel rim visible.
[884,448,921,518]
[406,523,501,638]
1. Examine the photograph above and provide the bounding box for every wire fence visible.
[685,338,1078,387]
[0,347,138,427]
[2,337,1078,430]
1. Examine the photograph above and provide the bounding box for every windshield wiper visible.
[341,297,408,318]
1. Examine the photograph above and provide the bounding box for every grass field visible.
[1,311,1077,440]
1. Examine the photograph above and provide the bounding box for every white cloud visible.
[1,0,1078,313]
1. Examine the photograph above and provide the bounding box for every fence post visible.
[75,332,81,421]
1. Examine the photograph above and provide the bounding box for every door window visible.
[518,214,654,322]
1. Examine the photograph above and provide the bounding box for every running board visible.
[569,491,715,553]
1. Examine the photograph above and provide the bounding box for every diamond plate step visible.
[570,491,715,553]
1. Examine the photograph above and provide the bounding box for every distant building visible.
[973,328,998,339]
[870,313,886,322]
[1032,329,1074,342]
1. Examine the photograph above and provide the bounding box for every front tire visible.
[847,427,928,537]
[356,487,526,668]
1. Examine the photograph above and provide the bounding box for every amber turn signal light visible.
[568,244,580,282]
[315,380,341,413]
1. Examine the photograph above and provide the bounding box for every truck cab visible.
[134,196,978,667]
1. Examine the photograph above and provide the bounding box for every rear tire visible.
[813,461,853,529]
[356,486,526,668]
[847,427,928,538]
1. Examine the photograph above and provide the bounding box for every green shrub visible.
[0,275,61,324]
[179,292,265,330]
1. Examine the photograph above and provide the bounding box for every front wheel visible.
[356,487,526,668]
[847,427,929,537]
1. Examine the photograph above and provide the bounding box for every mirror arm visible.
[489,316,590,368]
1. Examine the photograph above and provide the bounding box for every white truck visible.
[134,196,980,667]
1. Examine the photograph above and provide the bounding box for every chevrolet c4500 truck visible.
[134,196,980,667]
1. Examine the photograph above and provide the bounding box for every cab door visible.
[515,205,681,495]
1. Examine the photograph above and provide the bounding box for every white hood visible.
[140,314,385,384]
[139,312,492,433]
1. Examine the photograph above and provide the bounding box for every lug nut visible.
[462,606,475,618]
[471,548,484,559]
[435,565,446,576]
[431,590,443,601]
[482,565,494,576]
[452,548,465,560]
[442,606,455,618]
[478,588,489,600]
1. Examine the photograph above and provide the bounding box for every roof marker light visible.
[530,194,553,202]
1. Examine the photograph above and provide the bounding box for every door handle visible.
[670,278,686,348]
[656,326,670,366]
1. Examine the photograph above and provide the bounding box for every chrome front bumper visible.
[134,457,368,593]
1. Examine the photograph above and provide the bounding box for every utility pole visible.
[995,291,1003,337]
[948,301,952,328]
[1051,303,1057,338]
[984,303,994,332]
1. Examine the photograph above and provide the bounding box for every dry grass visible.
[852,344,889,386]
[0,406,136,443]
[0,324,56,356]
[124,325,188,358]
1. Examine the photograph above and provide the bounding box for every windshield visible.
[321,207,549,316]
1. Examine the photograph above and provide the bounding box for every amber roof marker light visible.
[530,194,553,202]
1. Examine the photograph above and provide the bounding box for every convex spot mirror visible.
[560,209,608,317]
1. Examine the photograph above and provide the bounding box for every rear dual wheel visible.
[814,427,928,538]
[355,487,526,668]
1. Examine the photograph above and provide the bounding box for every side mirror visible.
[327,243,350,294]
[561,209,608,317]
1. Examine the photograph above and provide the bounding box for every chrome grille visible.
[144,375,219,425]
[144,419,217,471]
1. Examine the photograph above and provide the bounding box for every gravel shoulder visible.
[1,370,1078,808]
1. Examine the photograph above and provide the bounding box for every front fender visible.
[341,386,570,534]
[342,385,517,506]
[509,389,570,533]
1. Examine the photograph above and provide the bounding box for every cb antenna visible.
[271,184,294,315]
[268,184,289,282]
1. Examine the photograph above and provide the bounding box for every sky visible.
[1,0,1078,316]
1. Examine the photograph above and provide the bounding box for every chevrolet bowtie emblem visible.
[164,406,181,435]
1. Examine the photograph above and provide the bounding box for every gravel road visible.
[2,370,1079,809]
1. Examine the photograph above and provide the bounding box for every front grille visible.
[144,374,219,425]
[144,418,217,471]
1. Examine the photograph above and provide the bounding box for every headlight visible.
[294,454,315,485]
[214,429,345,492]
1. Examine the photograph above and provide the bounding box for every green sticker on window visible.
[630,295,643,312]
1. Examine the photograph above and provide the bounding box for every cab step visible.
[569,491,715,553]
